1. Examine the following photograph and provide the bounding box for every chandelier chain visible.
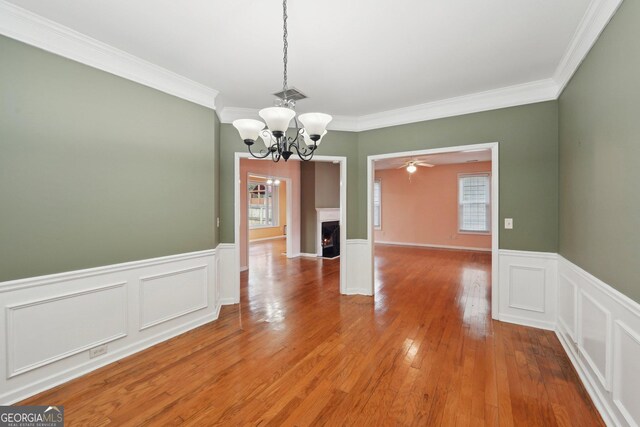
[282,0,288,94]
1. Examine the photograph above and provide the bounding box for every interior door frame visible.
[366,142,499,318]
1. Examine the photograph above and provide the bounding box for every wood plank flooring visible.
[20,240,603,426]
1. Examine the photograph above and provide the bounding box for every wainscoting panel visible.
[558,273,578,341]
[0,249,219,405]
[498,250,557,329]
[557,256,640,427]
[578,290,612,391]
[7,283,127,378]
[613,321,640,426]
[139,265,208,330]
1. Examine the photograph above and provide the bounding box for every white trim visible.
[499,249,558,260]
[557,255,640,427]
[0,249,219,404]
[559,255,640,318]
[0,0,218,109]
[138,265,209,331]
[613,320,640,427]
[578,289,613,392]
[0,249,215,293]
[375,241,491,253]
[249,235,286,242]
[498,314,556,331]
[2,0,619,128]
[220,0,622,131]
[368,142,499,318]
[1,309,219,405]
[6,282,128,378]
[221,80,557,132]
[556,325,618,427]
[553,0,624,95]
[298,253,319,258]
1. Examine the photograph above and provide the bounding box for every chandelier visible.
[232,0,332,162]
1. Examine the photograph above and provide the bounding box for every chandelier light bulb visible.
[274,179,281,186]
[266,178,274,185]
[407,164,417,174]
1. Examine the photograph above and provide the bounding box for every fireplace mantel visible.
[316,208,340,256]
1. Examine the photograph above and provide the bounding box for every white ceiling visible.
[5,0,593,118]
[374,149,492,170]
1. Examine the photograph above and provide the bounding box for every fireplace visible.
[321,221,340,258]
[316,208,340,257]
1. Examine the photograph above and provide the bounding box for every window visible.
[373,179,382,229]
[458,173,490,233]
[248,181,278,228]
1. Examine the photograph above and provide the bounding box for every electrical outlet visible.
[89,344,108,359]
[504,218,513,229]
[217,217,220,228]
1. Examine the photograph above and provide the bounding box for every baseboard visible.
[240,266,248,272]
[298,253,318,258]
[343,288,373,296]
[556,325,618,426]
[219,297,239,306]
[375,240,491,252]
[498,314,555,331]
[249,235,285,242]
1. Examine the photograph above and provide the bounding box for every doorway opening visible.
[233,154,348,303]
[367,143,499,318]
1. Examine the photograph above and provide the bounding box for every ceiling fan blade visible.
[396,164,407,169]
[417,163,435,167]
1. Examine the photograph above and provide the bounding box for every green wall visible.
[559,0,640,302]
[358,102,559,251]
[0,36,218,282]
[220,102,559,252]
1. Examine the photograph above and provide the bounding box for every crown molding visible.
[553,0,623,96]
[0,0,218,109]
[1,0,620,126]
[220,79,558,132]
[353,79,558,132]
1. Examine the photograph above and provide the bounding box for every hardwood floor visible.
[20,240,603,426]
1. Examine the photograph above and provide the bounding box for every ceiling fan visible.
[397,160,434,173]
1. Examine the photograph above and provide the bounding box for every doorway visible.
[233,154,348,301]
[367,143,499,318]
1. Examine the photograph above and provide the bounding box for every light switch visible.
[504,218,513,229]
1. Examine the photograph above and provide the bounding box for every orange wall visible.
[248,179,287,241]
[374,161,491,250]
[240,158,301,269]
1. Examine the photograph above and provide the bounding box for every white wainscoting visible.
[557,256,640,427]
[343,239,373,296]
[217,243,239,305]
[0,249,219,405]
[498,249,557,330]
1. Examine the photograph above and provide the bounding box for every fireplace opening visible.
[321,221,340,258]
